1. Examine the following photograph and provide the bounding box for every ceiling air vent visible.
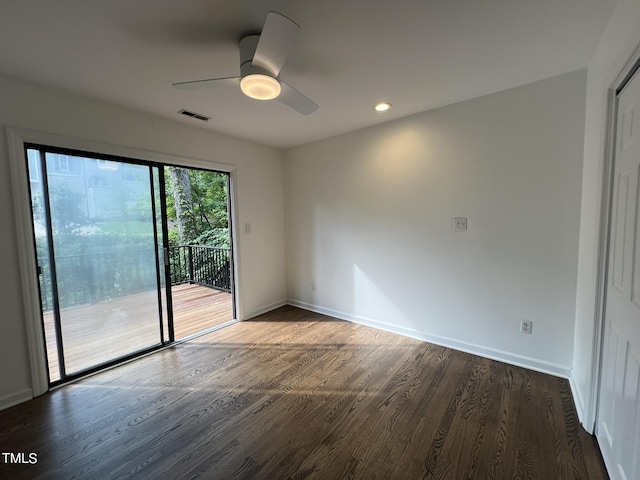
[178,109,210,122]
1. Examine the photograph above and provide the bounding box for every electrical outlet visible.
[520,320,533,334]
[453,217,467,232]
[311,282,316,291]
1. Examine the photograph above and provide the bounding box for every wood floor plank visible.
[0,306,609,479]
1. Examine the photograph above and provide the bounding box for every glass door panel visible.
[164,166,234,339]
[29,148,165,379]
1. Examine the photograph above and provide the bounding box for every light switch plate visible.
[453,217,467,232]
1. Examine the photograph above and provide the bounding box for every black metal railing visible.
[38,245,231,310]
[167,245,231,292]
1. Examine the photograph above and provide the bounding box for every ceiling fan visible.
[172,11,318,115]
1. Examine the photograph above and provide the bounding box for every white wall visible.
[572,0,640,431]
[284,70,587,376]
[0,74,287,408]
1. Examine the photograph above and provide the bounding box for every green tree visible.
[48,180,86,233]
[165,167,229,247]
[166,166,198,245]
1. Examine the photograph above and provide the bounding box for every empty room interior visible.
[1,1,640,478]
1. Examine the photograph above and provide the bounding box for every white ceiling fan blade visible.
[172,77,240,91]
[252,12,300,76]
[278,81,318,115]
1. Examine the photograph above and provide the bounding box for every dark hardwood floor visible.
[0,306,608,479]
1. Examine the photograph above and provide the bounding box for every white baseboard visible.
[0,389,32,412]
[288,299,572,379]
[243,299,287,320]
[568,375,593,433]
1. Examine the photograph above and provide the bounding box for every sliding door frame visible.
[7,127,241,398]
[26,144,173,385]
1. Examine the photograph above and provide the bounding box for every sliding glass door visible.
[26,145,236,385]
[27,147,168,383]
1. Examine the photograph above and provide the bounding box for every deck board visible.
[43,284,232,382]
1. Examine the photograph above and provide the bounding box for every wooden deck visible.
[43,284,233,382]
[171,284,234,340]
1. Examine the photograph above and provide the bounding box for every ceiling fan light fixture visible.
[240,74,281,100]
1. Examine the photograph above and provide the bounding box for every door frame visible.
[591,43,640,433]
[7,127,241,398]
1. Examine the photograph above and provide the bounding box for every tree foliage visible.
[164,167,229,248]
[48,181,87,233]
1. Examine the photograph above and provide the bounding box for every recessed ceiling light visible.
[374,102,392,112]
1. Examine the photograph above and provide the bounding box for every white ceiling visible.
[0,0,618,149]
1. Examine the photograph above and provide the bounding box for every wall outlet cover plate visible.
[453,217,467,232]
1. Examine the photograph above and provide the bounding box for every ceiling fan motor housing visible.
[239,35,273,79]
[239,34,281,100]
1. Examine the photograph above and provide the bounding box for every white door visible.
[596,67,640,480]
